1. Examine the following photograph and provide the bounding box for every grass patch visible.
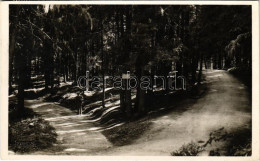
[205,126,252,156]
[9,106,57,153]
[174,126,252,156]
[102,118,152,146]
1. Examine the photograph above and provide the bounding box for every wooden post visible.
[122,72,132,119]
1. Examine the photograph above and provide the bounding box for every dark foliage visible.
[171,142,204,156]
[9,107,57,153]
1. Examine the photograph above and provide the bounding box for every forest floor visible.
[11,69,251,156]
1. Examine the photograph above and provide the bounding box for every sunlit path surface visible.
[25,100,112,155]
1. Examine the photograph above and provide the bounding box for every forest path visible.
[25,70,251,156]
[25,100,112,155]
[99,70,251,156]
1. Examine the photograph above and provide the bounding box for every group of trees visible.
[9,5,251,117]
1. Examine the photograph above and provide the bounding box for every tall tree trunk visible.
[218,52,222,69]
[9,6,19,94]
[135,53,146,116]
[198,53,203,84]
[100,19,105,108]
[204,58,208,69]
[74,52,79,84]
[213,54,217,69]
[25,51,32,89]
[16,51,26,115]
[191,52,197,84]
[44,41,53,90]
[9,25,16,94]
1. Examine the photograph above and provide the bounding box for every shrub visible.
[9,117,57,153]
[171,141,204,156]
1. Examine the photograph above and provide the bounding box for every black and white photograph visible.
[0,1,259,159]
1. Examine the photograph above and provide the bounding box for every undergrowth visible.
[171,142,204,156]
[171,126,251,156]
[9,107,57,153]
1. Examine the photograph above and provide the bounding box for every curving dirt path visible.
[98,70,251,156]
[25,70,251,156]
[25,100,112,155]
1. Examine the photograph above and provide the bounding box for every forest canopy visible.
[9,5,252,116]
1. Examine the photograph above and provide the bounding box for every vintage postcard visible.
[0,1,259,160]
